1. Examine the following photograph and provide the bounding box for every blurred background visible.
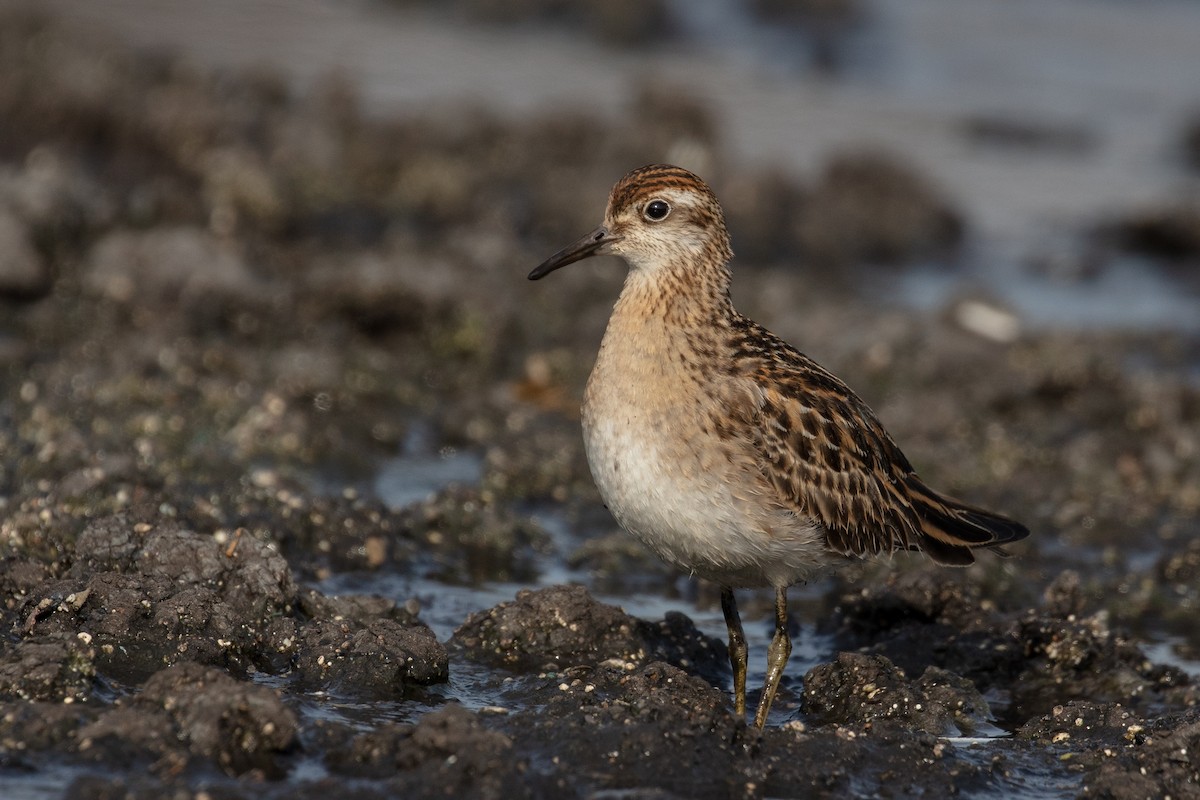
[1,0,1200,782]
[11,0,1200,329]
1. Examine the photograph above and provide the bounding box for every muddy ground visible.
[1,9,1199,799]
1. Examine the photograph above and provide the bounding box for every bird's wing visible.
[725,316,1026,565]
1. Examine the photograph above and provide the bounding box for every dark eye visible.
[643,199,671,222]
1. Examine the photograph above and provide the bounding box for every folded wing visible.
[727,317,1029,566]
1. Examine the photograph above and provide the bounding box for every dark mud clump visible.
[322,704,527,795]
[803,652,992,735]
[453,584,729,686]
[1019,703,1200,799]
[796,150,965,267]
[81,662,298,777]
[8,517,298,686]
[1093,198,1200,293]
[721,150,963,274]
[1103,202,1200,261]
[292,615,447,699]
[824,570,1198,725]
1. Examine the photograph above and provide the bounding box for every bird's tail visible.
[906,478,1030,567]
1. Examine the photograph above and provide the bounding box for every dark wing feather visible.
[726,315,1029,565]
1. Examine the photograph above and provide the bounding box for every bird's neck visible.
[613,259,734,332]
[592,259,734,412]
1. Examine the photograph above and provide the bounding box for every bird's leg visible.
[720,586,748,718]
[754,586,792,729]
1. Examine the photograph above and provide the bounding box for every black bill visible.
[528,226,620,280]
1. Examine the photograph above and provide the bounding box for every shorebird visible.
[528,164,1029,729]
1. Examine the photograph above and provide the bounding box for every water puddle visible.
[371,448,483,508]
[1143,636,1200,680]
[0,766,99,800]
[952,744,1085,800]
[372,423,484,510]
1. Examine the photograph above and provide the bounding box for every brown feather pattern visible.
[723,308,1027,565]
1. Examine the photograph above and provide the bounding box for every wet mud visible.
[1,8,1199,799]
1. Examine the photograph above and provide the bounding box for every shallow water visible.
[894,253,1200,333]
[953,747,1084,800]
[1,767,97,800]
[372,444,484,511]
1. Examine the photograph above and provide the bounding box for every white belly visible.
[581,400,828,589]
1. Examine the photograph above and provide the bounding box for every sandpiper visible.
[529,164,1029,729]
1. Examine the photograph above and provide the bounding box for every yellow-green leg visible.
[720,587,748,718]
[753,586,791,729]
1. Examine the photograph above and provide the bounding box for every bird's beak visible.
[528,226,621,280]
